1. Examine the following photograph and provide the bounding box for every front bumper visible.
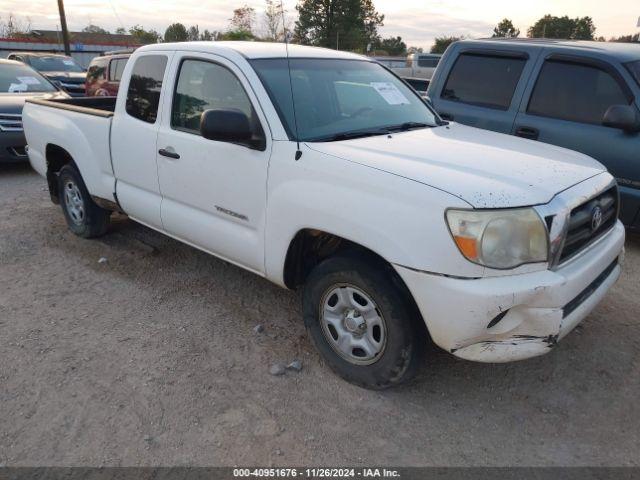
[395,221,625,363]
[0,131,28,163]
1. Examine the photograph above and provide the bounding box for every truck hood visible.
[307,123,606,208]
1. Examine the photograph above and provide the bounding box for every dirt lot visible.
[1,163,639,467]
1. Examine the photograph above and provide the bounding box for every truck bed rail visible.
[25,97,116,118]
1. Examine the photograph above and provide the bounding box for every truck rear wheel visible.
[303,254,425,389]
[58,164,110,238]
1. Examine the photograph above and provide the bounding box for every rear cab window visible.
[527,59,633,125]
[441,52,527,110]
[125,55,168,124]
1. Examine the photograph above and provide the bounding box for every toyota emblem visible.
[591,206,603,232]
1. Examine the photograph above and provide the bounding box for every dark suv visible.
[8,52,86,96]
[427,39,640,229]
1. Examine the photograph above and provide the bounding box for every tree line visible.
[2,6,639,57]
[431,15,638,54]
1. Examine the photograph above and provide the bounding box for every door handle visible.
[515,126,539,140]
[440,112,454,121]
[158,148,180,159]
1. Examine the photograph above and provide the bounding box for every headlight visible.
[446,208,548,269]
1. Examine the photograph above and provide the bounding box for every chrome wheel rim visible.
[63,180,85,225]
[319,284,387,365]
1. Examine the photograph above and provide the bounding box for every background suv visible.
[427,39,640,229]
[85,53,131,97]
[7,52,86,97]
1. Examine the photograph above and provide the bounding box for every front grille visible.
[563,259,618,318]
[559,186,618,263]
[0,113,23,132]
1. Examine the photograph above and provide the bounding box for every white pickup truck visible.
[23,42,625,389]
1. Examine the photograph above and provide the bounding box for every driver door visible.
[156,53,272,274]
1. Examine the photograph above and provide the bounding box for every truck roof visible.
[463,38,640,63]
[138,41,370,61]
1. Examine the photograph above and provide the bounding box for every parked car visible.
[7,52,86,96]
[0,59,68,164]
[23,42,624,388]
[427,38,640,229]
[86,53,131,97]
[392,53,441,80]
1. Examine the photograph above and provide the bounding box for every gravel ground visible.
[1,163,639,467]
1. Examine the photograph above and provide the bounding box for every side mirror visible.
[603,104,640,133]
[200,109,253,144]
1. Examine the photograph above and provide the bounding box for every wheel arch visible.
[45,143,77,203]
[282,229,426,330]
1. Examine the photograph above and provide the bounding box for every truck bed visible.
[23,96,117,203]
[25,96,117,117]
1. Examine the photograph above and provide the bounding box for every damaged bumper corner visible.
[394,221,625,363]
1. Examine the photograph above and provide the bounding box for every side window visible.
[109,59,126,82]
[108,59,118,81]
[171,59,258,136]
[115,59,127,82]
[441,53,526,110]
[125,55,168,124]
[527,60,631,125]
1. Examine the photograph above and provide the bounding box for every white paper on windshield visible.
[9,83,28,93]
[370,82,410,105]
[17,76,41,85]
[63,59,75,66]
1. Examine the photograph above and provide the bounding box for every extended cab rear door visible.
[429,45,538,134]
[512,51,640,225]
[155,51,272,274]
[111,52,174,229]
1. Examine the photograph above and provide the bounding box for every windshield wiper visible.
[311,122,432,142]
[385,122,432,132]
[312,129,389,142]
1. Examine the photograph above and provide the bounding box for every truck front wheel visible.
[58,164,110,238]
[303,254,425,389]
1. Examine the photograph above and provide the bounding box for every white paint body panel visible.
[110,51,176,230]
[308,123,606,208]
[22,102,116,201]
[22,41,625,364]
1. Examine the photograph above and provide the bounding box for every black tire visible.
[303,253,425,389]
[58,164,110,238]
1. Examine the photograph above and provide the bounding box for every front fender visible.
[264,142,484,286]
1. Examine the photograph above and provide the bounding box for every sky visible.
[1,0,639,50]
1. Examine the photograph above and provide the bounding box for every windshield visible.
[29,55,84,73]
[250,58,439,141]
[0,63,57,93]
[626,60,640,88]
